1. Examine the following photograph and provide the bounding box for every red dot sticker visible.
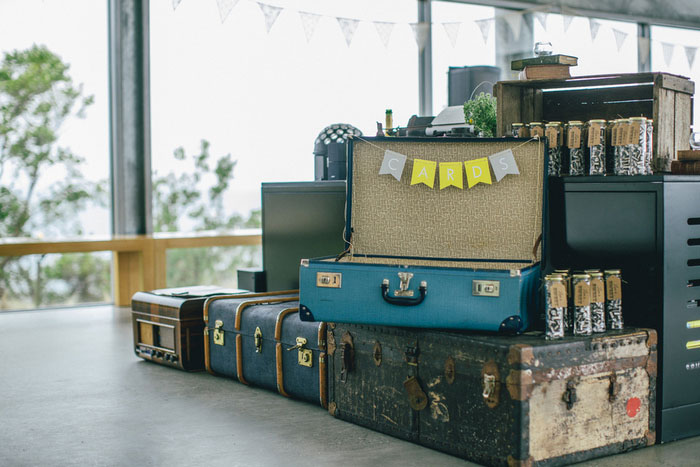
[626,397,641,417]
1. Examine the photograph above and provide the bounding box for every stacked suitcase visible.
[297,137,657,465]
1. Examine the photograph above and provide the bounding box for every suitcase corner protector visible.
[299,304,315,321]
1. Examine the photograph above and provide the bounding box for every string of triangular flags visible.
[378,148,520,190]
[171,0,700,69]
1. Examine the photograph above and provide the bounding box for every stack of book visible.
[511,54,578,80]
[671,150,700,174]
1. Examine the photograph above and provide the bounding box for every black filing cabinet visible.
[548,175,700,442]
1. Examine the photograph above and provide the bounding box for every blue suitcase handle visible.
[381,279,427,306]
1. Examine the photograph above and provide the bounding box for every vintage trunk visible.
[131,285,246,371]
[203,291,328,407]
[299,137,547,332]
[327,323,657,466]
[494,72,694,173]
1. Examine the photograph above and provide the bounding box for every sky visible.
[1,0,698,236]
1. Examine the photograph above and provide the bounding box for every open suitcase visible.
[131,285,246,371]
[327,323,657,466]
[203,291,328,408]
[299,137,547,332]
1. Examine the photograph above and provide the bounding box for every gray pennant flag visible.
[379,150,407,181]
[488,149,519,182]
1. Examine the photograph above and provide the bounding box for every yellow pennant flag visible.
[464,158,492,188]
[439,162,464,190]
[411,159,437,188]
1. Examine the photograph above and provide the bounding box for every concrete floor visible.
[0,306,699,467]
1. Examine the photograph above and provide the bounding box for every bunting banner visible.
[475,18,492,44]
[534,12,547,31]
[411,159,437,188]
[589,18,601,41]
[299,11,321,43]
[216,0,239,23]
[337,17,360,47]
[562,15,575,33]
[379,150,407,181]
[378,147,521,191]
[662,42,675,67]
[612,28,628,52]
[172,0,183,10]
[374,21,394,48]
[488,149,520,182]
[685,45,698,69]
[410,22,431,51]
[439,162,464,190]
[258,2,283,33]
[442,22,461,48]
[465,158,492,188]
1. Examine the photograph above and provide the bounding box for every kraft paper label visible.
[621,124,630,146]
[629,121,641,145]
[611,125,618,146]
[545,127,559,146]
[588,124,601,147]
[549,282,567,308]
[574,282,591,306]
[590,278,605,303]
[567,127,581,149]
[518,126,529,138]
[530,126,544,137]
[606,276,622,300]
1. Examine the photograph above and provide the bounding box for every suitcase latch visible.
[213,320,225,346]
[288,337,313,367]
[395,272,415,297]
[472,280,500,297]
[254,327,263,353]
[317,272,342,288]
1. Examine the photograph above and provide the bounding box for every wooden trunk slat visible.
[656,87,676,172]
[498,73,693,94]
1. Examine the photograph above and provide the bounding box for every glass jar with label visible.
[566,121,585,176]
[628,117,648,175]
[511,123,523,138]
[586,119,606,175]
[572,273,592,336]
[545,122,563,176]
[529,122,544,138]
[544,274,567,340]
[645,119,653,174]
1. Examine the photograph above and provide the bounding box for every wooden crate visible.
[494,72,694,172]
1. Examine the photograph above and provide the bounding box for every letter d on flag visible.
[464,158,492,188]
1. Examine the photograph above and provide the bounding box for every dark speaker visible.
[448,66,501,106]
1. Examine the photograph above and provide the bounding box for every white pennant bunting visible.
[475,18,492,44]
[373,21,394,48]
[216,0,239,23]
[639,37,650,65]
[612,28,628,52]
[337,17,360,47]
[589,18,601,41]
[410,22,431,51]
[662,42,675,67]
[534,12,547,31]
[298,11,321,43]
[503,12,523,41]
[562,15,574,33]
[442,22,461,48]
[685,45,698,69]
[258,2,283,33]
[172,0,183,10]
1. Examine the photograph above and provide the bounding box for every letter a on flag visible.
[439,162,463,189]
[464,158,492,188]
[411,159,437,188]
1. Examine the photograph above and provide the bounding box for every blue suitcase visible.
[203,291,329,407]
[299,137,548,332]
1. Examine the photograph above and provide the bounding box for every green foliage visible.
[0,45,105,309]
[463,92,497,138]
[153,141,261,288]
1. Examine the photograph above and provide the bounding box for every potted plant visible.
[463,92,497,137]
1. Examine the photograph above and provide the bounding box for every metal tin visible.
[586,119,606,175]
[544,274,566,340]
[567,121,585,176]
[604,269,624,330]
[572,273,592,336]
[553,269,572,331]
[628,117,647,175]
[586,270,606,333]
[546,122,563,176]
[512,123,524,138]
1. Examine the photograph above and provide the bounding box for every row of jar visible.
[543,269,623,340]
[511,118,654,177]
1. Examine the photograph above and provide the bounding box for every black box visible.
[237,268,266,292]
